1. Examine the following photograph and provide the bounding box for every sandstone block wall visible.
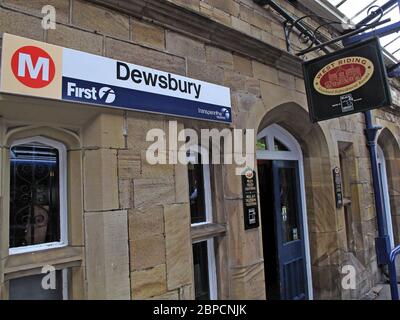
[0,0,400,300]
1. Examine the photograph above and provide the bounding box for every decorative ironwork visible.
[284,10,389,56]
[283,14,342,54]
[9,145,60,248]
[255,0,393,57]
[365,5,385,25]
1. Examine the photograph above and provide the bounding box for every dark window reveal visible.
[274,138,290,152]
[193,241,210,300]
[10,143,61,248]
[188,162,206,224]
[257,137,268,150]
[9,271,65,300]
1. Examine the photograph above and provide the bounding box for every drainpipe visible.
[364,110,398,299]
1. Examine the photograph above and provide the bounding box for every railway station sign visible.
[0,33,232,123]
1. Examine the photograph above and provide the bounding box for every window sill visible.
[191,223,226,243]
[4,246,83,281]
[9,242,68,256]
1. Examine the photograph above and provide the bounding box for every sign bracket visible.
[296,19,391,56]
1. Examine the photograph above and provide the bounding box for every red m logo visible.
[11,46,55,88]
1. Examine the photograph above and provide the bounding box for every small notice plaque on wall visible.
[333,167,343,209]
[242,170,260,230]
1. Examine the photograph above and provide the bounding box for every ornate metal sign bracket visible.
[295,18,390,56]
[255,0,396,59]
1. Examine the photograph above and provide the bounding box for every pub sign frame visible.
[303,37,392,123]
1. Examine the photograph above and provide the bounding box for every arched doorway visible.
[257,124,312,300]
[377,145,395,248]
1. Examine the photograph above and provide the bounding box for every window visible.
[188,153,212,225]
[257,137,268,151]
[192,240,217,300]
[9,137,68,254]
[9,269,69,300]
[188,147,218,300]
[256,126,299,161]
[274,138,290,152]
[188,162,206,224]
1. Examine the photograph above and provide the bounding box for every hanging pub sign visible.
[0,33,232,123]
[242,170,260,230]
[303,37,392,123]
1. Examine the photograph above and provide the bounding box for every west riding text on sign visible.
[0,33,232,123]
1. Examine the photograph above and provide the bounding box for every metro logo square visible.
[0,33,62,99]
[11,46,56,88]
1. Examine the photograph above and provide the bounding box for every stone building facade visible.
[0,0,399,300]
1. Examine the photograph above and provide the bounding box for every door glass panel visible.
[10,143,60,248]
[192,241,210,300]
[278,167,301,243]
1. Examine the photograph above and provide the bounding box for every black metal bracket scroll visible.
[254,0,392,57]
